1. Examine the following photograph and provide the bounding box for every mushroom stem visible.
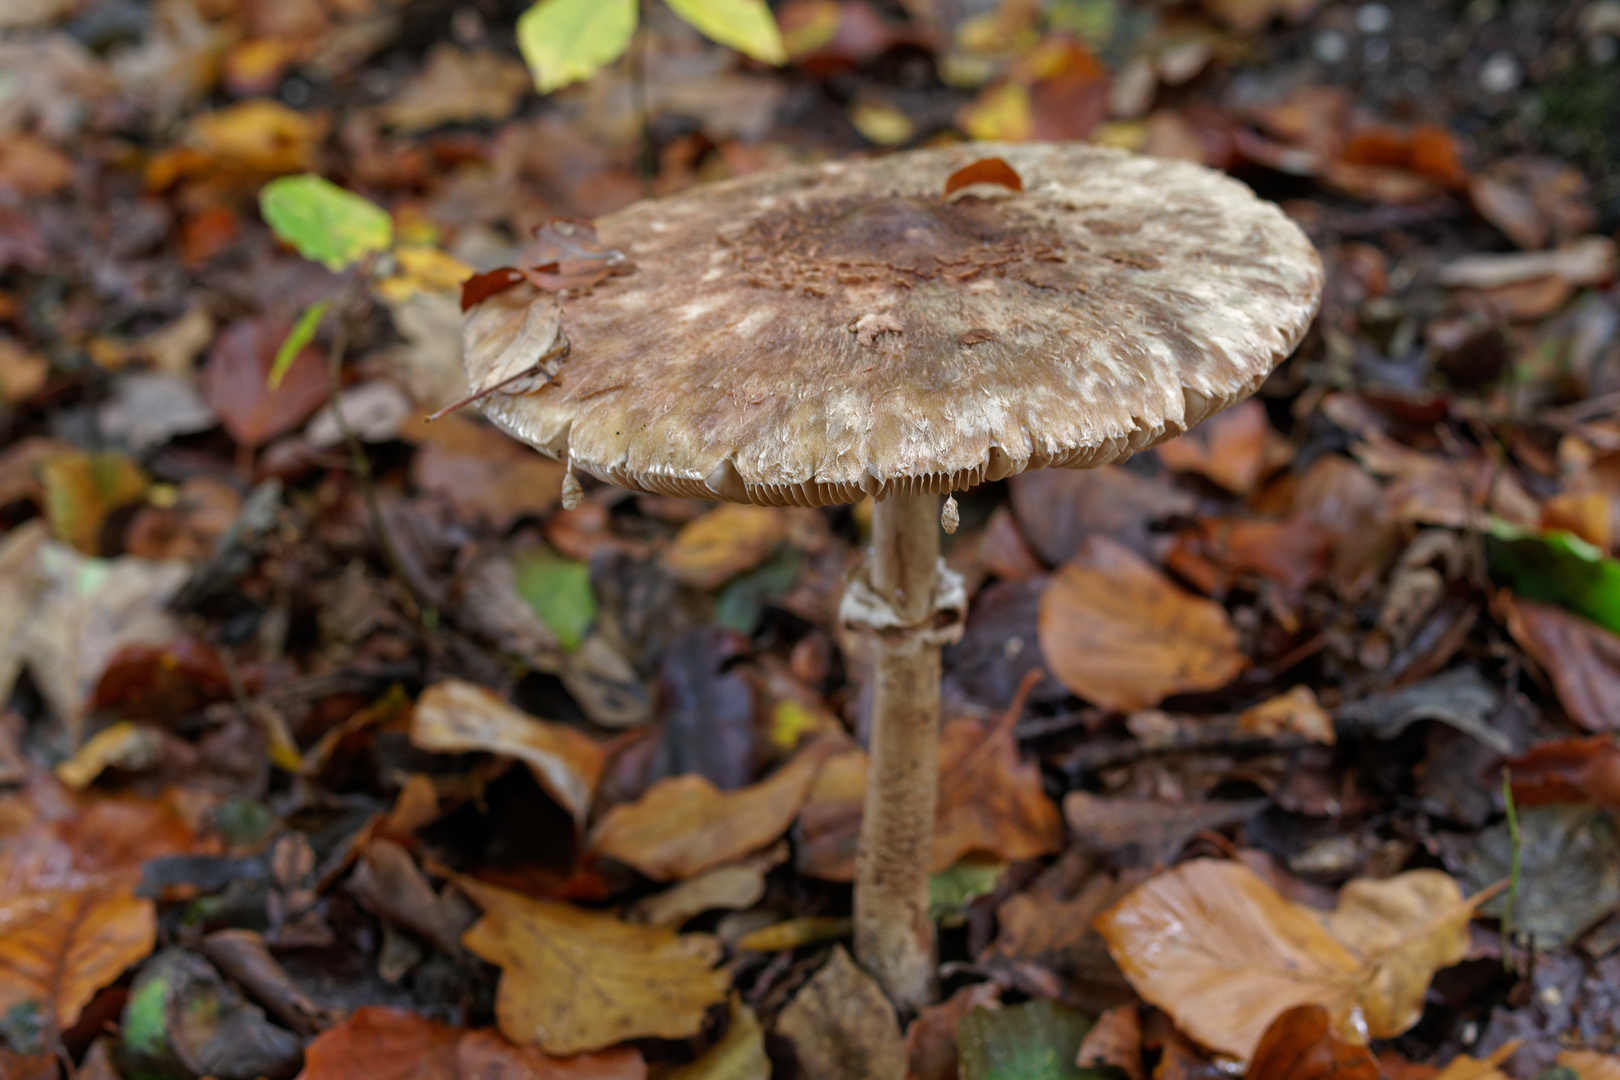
[854,491,941,1011]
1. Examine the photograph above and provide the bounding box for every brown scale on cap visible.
[463,142,1324,508]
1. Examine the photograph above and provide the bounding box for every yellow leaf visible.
[664,0,787,64]
[1095,859,1481,1061]
[666,997,770,1080]
[55,721,164,789]
[736,916,852,952]
[188,99,322,174]
[662,504,787,589]
[517,0,638,94]
[40,450,149,555]
[411,680,604,827]
[590,739,834,880]
[459,878,729,1054]
[1558,1050,1620,1080]
[850,101,914,146]
[957,81,1033,142]
[373,245,474,304]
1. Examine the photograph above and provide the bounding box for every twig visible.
[1501,766,1522,974]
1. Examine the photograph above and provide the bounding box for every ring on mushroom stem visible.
[457,142,1323,1010]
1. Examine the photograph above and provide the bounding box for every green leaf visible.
[664,0,786,64]
[713,547,799,633]
[1485,520,1620,634]
[269,300,331,389]
[259,175,392,272]
[517,0,638,94]
[928,855,1006,927]
[514,548,597,652]
[959,999,1099,1080]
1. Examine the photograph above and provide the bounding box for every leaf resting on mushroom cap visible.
[466,141,1323,507]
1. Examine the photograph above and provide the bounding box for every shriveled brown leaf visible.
[1245,1005,1380,1080]
[1078,1003,1143,1080]
[1432,1044,1520,1080]
[411,680,603,826]
[1038,537,1247,712]
[412,413,566,530]
[298,1006,461,1080]
[1010,465,1194,566]
[591,739,834,881]
[1064,792,1264,865]
[906,982,1001,1080]
[1238,687,1336,745]
[934,708,1064,870]
[777,945,905,1080]
[629,861,770,928]
[1094,859,1478,1060]
[1155,399,1270,494]
[661,504,787,589]
[1506,737,1620,808]
[455,1027,647,1080]
[1502,595,1620,733]
[460,878,728,1055]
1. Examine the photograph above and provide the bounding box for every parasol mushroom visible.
[457,142,1324,1010]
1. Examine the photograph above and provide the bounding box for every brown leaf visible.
[944,157,1024,196]
[39,449,148,555]
[349,839,472,957]
[1078,1003,1144,1080]
[298,1006,461,1080]
[777,945,905,1080]
[455,1027,647,1080]
[0,797,196,1034]
[1064,792,1265,865]
[934,709,1064,869]
[1095,860,1477,1060]
[412,414,566,529]
[1505,737,1620,809]
[1558,1051,1620,1080]
[443,289,568,418]
[1432,1045,1520,1080]
[905,982,1001,1080]
[1010,465,1194,566]
[590,739,834,881]
[664,998,767,1080]
[411,680,604,827]
[661,505,787,589]
[1038,537,1248,712]
[200,317,329,448]
[459,878,729,1055]
[1156,399,1270,494]
[379,45,530,133]
[200,929,340,1037]
[1502,595,1620,732]
[1439,237,1616,290]
[1238,687,1336,745]
[1245,1005,1380,1080]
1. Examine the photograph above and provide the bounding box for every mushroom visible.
[458,142,1324,1009]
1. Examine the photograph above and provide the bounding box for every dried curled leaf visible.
[944,157,1024,197]
[458,219,630,311]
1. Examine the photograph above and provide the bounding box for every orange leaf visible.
[661,505,788,589]
[455,1027,647,1079]
[943,157,1024,197]
[1037,537,1247,712]
[1505,736,1620,808]
[1246,1005,1380,1080]
[298,1007,461,1080]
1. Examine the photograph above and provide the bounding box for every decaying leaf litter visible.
[2,0,1620,1077]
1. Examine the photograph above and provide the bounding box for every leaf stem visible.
[1501,766,1521,971]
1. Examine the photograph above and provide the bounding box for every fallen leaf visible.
[664,997,767,1080]
[906,982,1002,1080]
[1438,237,1616,290]
[934,708,1064,870]
[1202,0,1323,33]
[298,1006,461,1080]
[1063,792,1264,865]
[55,721,165,789]
[516,0,638,94]
[513,548,598,653]
[1009,465,1194,566]
[260,173,392,271]
[98,372,218,454]
[734,915,852,951]
[1465,804,1620,947]
[1238,687,1336,745]
[1500,595,1620,733]
[629,861,770,928]
[1505,737,1620,808]
[662,505,787,589]
[200,317,330,448]
[777,945,905,1080]
[1156,399,1270,494]
[380,45,531,132]
[1245,1005,1380,1080]
[348,839,472,957]
[1431,1045,1520,1080]
[958,997,1094,1080]
[411,680,604,827]
[455,1027,648,1080]
[1038,537,1248,712]
[1077,1003,1142,1080]
[39,449,148,555]
[1558,1051,1620,1080]
[304,379,414,447]
[412,413,566,530]
[459,878,729,1055]
[590,740,834,881]
[1095,860,1478,1060]
[187,99,322,175]
[0,338,48,404]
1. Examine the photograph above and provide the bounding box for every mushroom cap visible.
[466,141,1323,507]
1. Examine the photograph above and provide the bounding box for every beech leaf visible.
[663,0,787,64]
[517,0,639,94]
[259,175,392,272]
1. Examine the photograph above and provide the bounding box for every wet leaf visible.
[260,174,393,272]
[1156,399,1270,494]
[630,862,769,928]
[662,504,787,589]
[664,0,788,64]
[120,949,303,1080]
[39,449,148,555]
[590,739,833,881]
[1010,466,1193,566]
[1038,537,1247,712]
[1500,595,1620,733]
[1245,1005,1380,1080]
[517,0,639,94]
[513,548,597,653]
[1466,804,1620,947]
[459,878,729,1055]
[298,1006,461,1080]
[777,945,904,1080]
[664,997,768,1080]
[1076,1004,1142,1080]
[934,709,1064,870]
[958,997,1095,1080]
[1489,525,1620,636]
[1095,860,1478,1060]
[930,856,1007,926]
[411,679,604,827]
[1505,737,1620,808]
[201,317,331,448]
[54,721,165,789]
[1063,792,1264,865]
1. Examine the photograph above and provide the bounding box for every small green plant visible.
[516,0,785,94]
[1500,766,1523,971]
